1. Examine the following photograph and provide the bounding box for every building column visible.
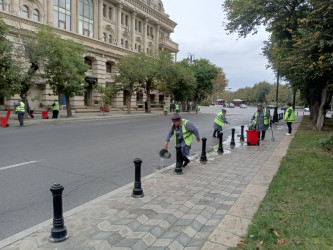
[155,24,160,50]
[131,12,136,50]
[117,4,122,45]
[98,0,103,40]
[143,18,147,52]
[46,0,53,25]
[93,1,99,39]
[71,0,77,33]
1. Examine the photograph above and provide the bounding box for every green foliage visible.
[319,133,333,151]
[95,83,118,107]
[200,100,210,106]
[0,19,22,97]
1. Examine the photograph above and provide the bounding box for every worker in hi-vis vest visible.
[251,103,271,141]
[14,98,25,127]
[164,105,168,116]
[52,99,59,119]
[175,104,180,113]
[213,109,229,138]
[284,102,295,135]
[164,113,200,168]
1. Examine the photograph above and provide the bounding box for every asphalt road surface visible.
[0,106,253,240]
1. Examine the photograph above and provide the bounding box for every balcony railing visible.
[159,37,179,52]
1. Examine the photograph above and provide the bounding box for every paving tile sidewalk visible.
[0,118,301,250]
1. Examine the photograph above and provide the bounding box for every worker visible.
[175,104,180,113]
[163,105,168,116]
[14,98,25,127]
[213,109,229,138]
[250,104,271,141]
[52,99,59,119]
[195,105,199,114]
[164,113,200,168]
[284,102,295,135]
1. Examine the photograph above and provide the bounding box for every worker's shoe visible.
[182,157,190,168]
[212,130,217,138]
[286,133,291,136]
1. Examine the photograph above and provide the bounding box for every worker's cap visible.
[257,104,263,107]
[222,109,227,113]
[171,112,181,121]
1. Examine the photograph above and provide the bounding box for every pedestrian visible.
[284,102,295,135]
[213,109,229,137]
[52,99,59,119]
[250,104,271,141]
[164,113,200,168]
[14,98,25,127]
[195,105,199,114]
[163,105,168,116]
[175,104,180,113]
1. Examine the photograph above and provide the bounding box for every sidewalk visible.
[0,117,301,250]
[1,110,164,127]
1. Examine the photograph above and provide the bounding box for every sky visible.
[162,0,277,91]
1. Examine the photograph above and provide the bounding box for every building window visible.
[138,45,141,52]
[121,39,123,47]
[108,7,112,19]
[103,4,106,17]
[103,33,106,42]
[85,57,92,70]
[138,21,142,32]
[158,3,162,12]
[33,9,40,21]
[0,0,3,11]
[108,35,112,43]
[121,12,124,25]
[21,5,29,18]
[147,0,150,6]
[125,15,129,26]
[106,62,112,73]
[125,40,128,49]
[79,0,93,38]
[54,0,71,31]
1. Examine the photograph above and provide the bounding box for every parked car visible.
[229,103,235,108]
[304,107,309,112]
[224,103,229,108]
[240,104,247,109]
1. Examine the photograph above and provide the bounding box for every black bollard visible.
[200,137,207,162]
[49,184,69,242]
[240,125,245,141]
[230,128,236,146]
[217,131,224,154]
[132,158,144,198]
[174,144,183,175]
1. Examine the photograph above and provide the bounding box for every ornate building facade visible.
[0,0,178,110]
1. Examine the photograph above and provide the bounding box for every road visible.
[0,106,253,240]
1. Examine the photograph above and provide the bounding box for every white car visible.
[240,104,247,109]
[304,107,309,112]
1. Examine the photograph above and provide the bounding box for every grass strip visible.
[234,117,333,249]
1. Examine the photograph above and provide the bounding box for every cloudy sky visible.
[162,0,277,91]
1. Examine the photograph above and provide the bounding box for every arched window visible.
[0,0,3,11]
[84,57,92,70]
[33,9,40,22]
[105,62,112,73]
[79,0,94,38]
[108,35,112,44]
[54,0,71,31]
[21,5,29,18]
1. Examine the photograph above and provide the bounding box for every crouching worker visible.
[164,113,200,168]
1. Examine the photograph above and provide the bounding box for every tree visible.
[114,53,145,113]
[95,83,118,114]
[0,19,22,98]
[34,26,89,117]
[223,0,333,130]
[212,67,228,101]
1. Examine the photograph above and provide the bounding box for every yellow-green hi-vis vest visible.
[173,119,195,146]
[16,102,25,112]
[255,108,269,125]
[214,112,225,127]
[284,107,295,122]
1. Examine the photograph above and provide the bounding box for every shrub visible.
[201,100,209,106]
[319,132,333,151]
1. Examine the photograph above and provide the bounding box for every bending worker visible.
[213,109,229,138]
[164,113,200,168]
[250,103,271,141]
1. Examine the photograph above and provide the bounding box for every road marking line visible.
[0,161,38,171]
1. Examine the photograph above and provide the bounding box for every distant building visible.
[0,0,178,110]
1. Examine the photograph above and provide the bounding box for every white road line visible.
[0,161,38,171]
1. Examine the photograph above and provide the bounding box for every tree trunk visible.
[126,91,131,114]
[66,95,72,117]
[146,81,151,113]
[315,84,329,131]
